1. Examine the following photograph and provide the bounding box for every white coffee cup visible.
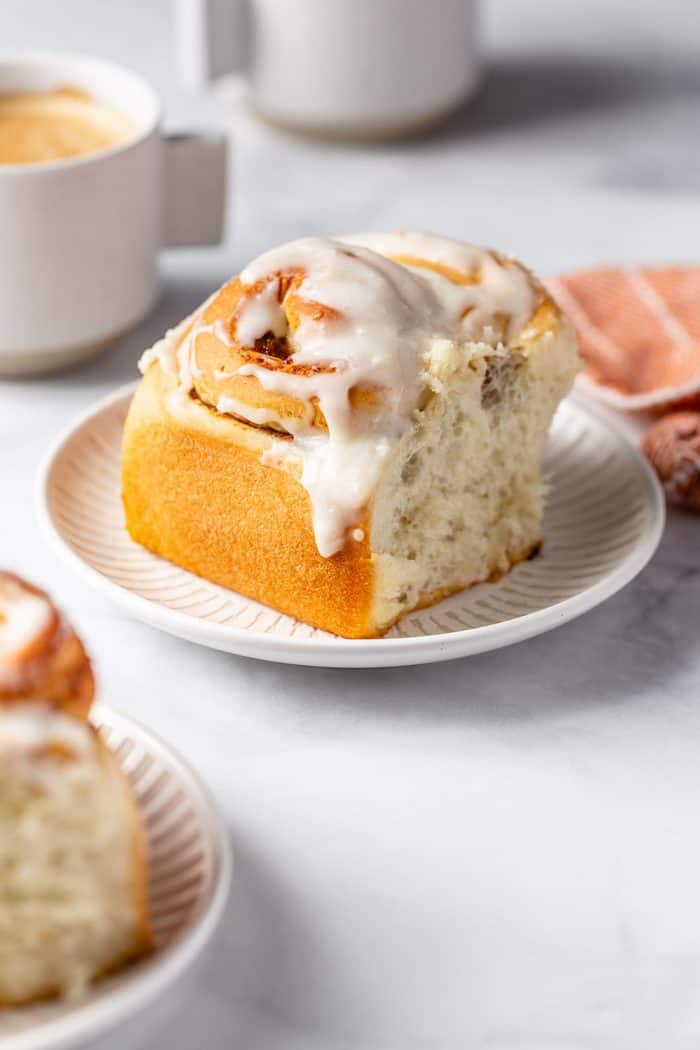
[177,0,481,139]
[0,51,227,376]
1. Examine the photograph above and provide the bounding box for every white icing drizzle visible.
[138,285,227,390]
[235,282,288,345]
[0,577,52,681]
[238,238,446,436]
[139,313,195,385]
[0,702,93,758]
[140,232,538,558]
[343,232,537,343]
[216,395,313,432]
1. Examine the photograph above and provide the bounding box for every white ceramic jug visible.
[177,0,481,138]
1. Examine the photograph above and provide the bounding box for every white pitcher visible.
[177,0,481,138]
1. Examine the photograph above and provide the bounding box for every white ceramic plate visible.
[37,384,664,669]
[0,704,232,1050]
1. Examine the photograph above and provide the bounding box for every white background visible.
[1,2,700,1047]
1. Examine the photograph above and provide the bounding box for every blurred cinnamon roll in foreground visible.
[0,573,151,1006]
[0,571,94,716]
[123,232,580,638]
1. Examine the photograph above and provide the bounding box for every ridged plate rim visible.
[0,702,233,1050]
[36,383,665,669]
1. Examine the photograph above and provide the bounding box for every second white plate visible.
[37,384,664,668]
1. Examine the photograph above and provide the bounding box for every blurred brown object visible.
[643,412,700,512]
[0,572,94,716]
[547,266,700,413]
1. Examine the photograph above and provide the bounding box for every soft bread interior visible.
[370,319,580,629]
[0,727,149,1004]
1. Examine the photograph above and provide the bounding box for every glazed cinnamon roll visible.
[0,573,151,1004]
[0,571,94,716]
[124,232,580,637]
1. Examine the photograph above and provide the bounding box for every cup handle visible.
[176,0,250,89]
[162,133,228,249]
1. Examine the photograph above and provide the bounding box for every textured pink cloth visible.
[547,266,700,412]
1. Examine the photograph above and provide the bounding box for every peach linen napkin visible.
[547,266,700,413]
[547,266,700,510]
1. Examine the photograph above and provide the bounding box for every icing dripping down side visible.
[234,240,446,554]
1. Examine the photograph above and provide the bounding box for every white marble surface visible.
[2,1,700,1046]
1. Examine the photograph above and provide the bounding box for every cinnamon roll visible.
[0,571,94,716]
[123,232,580,637]
[0,574,151,1005]
[0,701,151,1005]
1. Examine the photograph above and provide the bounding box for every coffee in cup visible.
[0,86,135,166]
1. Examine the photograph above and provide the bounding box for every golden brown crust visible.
[122,364,377,639]
[0,573,94,718]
